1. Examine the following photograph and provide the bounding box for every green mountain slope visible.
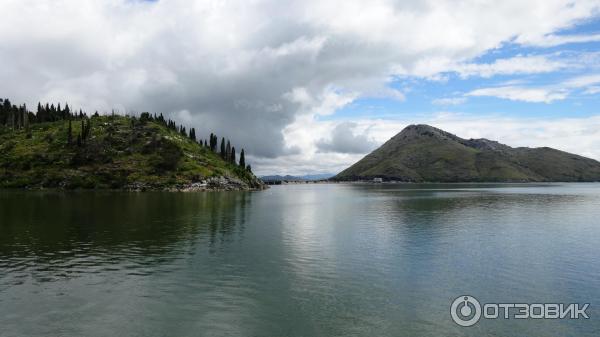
[334,124,600,182]
[0,115,264,190]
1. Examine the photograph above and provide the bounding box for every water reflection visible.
[0,190,252,283]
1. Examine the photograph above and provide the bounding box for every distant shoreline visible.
[266,180,598,185]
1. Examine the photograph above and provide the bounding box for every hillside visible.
[0,114,264,190]
[334,124,600,182]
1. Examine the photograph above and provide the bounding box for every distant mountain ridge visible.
[334,124,600,182]
[260,173,334,182]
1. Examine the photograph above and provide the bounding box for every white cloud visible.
[1,0,600,172]
[453,55,567,78]
[522,33,600,47]
[563,74,600,88]
[466,73,600,103]
[432,97,467,106]
[466,86,569,103]
[409,52,600,80]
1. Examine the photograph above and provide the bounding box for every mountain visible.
[333,124,600,182]
[260,173,334,182]
[299,173,335,180]
[0,114,264,190]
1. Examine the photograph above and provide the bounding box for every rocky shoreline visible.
[126,176,268,192]
[14,176,267,192]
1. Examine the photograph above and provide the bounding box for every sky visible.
[1,0,600,175]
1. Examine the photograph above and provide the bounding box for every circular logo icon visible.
[451,295,481,327]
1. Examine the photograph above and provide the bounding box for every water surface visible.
[1,183,599,336]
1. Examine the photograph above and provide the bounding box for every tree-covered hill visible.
[0,98,264,190]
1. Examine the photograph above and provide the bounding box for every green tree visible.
[239,149,245,168]
[220,137,226,158]
[37,102,44,122]
[64,103,70,119]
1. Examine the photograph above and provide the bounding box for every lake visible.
[1,183,599,337]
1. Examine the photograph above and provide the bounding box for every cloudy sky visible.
[2,0,600,175]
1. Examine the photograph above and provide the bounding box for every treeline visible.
[0,98,33,132]
[0,98,251,172]
[0,98,90,129]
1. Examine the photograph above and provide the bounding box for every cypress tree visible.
[37,102,44,122]
[211,134,217,152]
[220,137,226,158]
[239,149,245,168]
[231,146,236,164]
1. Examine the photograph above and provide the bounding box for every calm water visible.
[1,183,599,337]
